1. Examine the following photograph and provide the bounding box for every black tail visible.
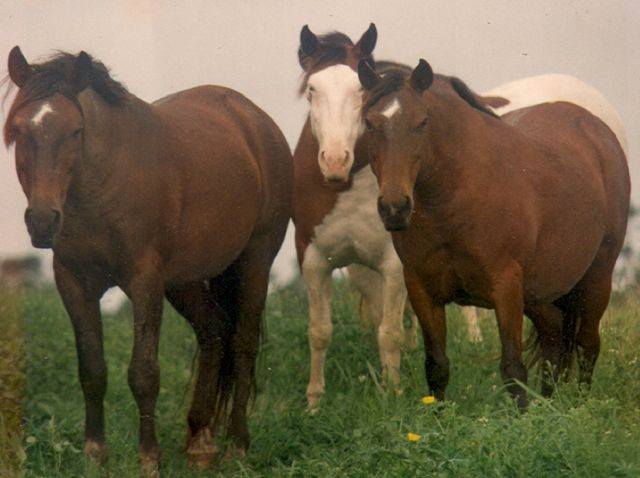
[208,264,241,426]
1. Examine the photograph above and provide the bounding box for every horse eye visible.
[365,119,374,131]
[72,128,83,138]
[416,117,429,130]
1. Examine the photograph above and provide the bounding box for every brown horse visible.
[4,47,292,473]
[357,59,630,407]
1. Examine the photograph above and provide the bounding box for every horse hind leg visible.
[347,264,383,330]
[224,232,286,458]
[524,304,564,397]
[165,281,226,469]
[462,307,483,342]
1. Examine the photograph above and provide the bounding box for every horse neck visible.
[69,89,161,209]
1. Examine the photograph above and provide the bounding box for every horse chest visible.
[311,166,391,268]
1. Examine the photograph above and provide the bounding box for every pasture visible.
[10,278,638,477]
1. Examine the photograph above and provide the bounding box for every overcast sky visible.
[1,0,639,283]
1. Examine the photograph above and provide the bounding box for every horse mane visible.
[364,64,499,119]
[298,31,374,96]
[4,51,129,146]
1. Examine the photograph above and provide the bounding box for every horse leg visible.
[462,307,483,342]
[126,257,164,476]
[165,282,223,469]
[302,245,333,411]
[492,264,528,409]
[573,272,613,387]
[54,259,108,465]
[378,255,408,391]
[525,304,564,397]
[347,264,383,330]
[404,269,449,400]
[225,237,277,458]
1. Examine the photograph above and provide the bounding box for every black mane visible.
[4,51,128,145]
[364,64,498,119]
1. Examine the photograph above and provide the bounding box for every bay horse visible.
[4,47,292,474]
[357,59,629,408]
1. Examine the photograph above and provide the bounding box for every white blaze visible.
[382,98,401,118]
[307,64,364,177]
[31,103,54,125]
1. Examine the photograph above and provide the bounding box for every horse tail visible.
[208,264,241,426]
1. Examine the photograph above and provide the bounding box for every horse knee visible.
[128,359,159,403]
[378,324,404,353]
[308,321,333,350]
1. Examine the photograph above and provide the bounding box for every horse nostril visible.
[320,150,326,160]
[377,197,390,217]
[343,150,350,165]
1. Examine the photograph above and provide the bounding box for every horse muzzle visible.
[378,195,413,231]
[25,207,62,249]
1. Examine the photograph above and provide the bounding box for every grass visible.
[0,291,26,477]
[13,281,640,477]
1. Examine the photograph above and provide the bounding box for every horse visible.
[292,25,482,411]
[4,47,292,474]
[357,59,630,408]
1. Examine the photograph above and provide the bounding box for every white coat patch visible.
[31,103,54,125]
[382,98,401,119]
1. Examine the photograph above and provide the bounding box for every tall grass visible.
[19,282,640,477]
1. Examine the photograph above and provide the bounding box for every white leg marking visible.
[302,245,333,411]
[31,103,54,125]
[463,307,483,342]
[381,98,401,119]
[378,251,409,391]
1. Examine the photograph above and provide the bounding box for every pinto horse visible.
[293,25,483,410]
[4,48,292,473]
[357,59,629,408]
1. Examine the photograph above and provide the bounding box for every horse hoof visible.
[140,453,160,478]
[224,444,246,462]
[186,427,218,470]
[84,440,108,465]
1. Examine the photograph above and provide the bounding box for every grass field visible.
[13,280,640,477]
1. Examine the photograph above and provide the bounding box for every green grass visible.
[0,291,26,477]
[20,281,640,477]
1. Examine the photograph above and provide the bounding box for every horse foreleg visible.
[302,245,333,411]
[127,257,164,477]
[404,269,450,400]
[54,259,108,465]
[378,256,408,392]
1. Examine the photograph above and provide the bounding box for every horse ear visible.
[8,46,33,88]
[410,59,434,93]
[358,60,380,90]
[70,51,92,94]
[355,23,377,57]
[300,25,319,56]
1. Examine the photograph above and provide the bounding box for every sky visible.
[1,0,639,284]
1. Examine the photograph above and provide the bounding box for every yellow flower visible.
[421,395,436,405]
[407,432,421,442]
